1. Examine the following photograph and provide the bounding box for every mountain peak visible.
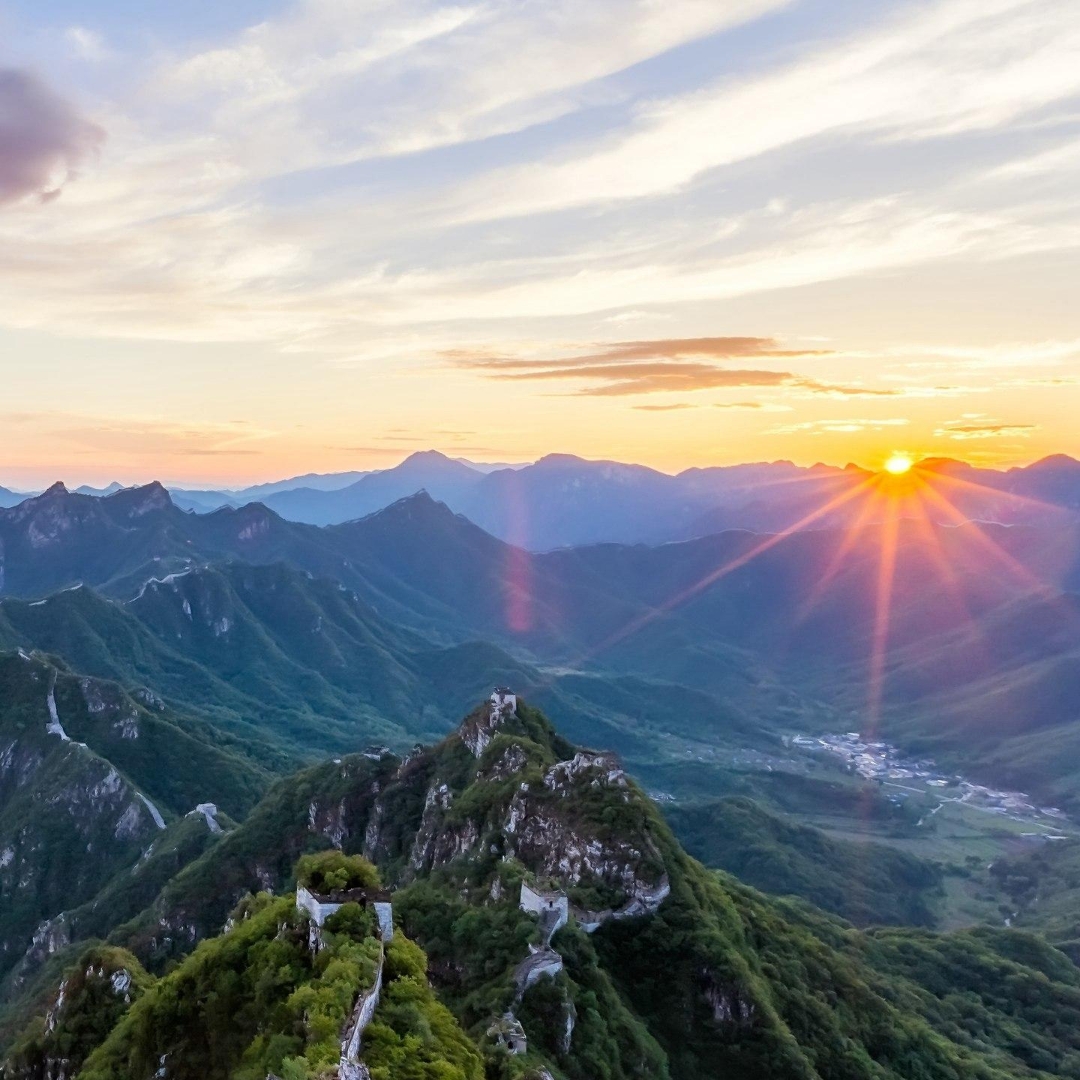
[106,481,174,517]
[1025,453,1080,472]
[397,450,479,476]
[534,453,588,468]
[402,449,455,465]
[42,481,69,497]
[365,489,449,520]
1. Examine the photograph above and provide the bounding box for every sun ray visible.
[575,474,880,664]
[925,467,1074,520]
[865,495,900,737]
[918,482,1057,600]
[907,492,974,615]
[794,486,883,624]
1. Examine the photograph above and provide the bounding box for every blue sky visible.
[1,0,1079,485]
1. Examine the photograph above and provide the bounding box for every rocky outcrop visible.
[460,689,517,757]
[80,678,140,739]
[408,781,483,872]
[477,741,528,782]
[504,793,662,897]
[513,947,564,1000]
[559,997,577,1056]
[702,971,757,1027]
[26,913,71,965]
[362,794,386,861]
[543,752,626,792]
[308,798,349,848]
[487,1012,528,1055]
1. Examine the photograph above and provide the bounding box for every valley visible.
[2,476,1080,1077]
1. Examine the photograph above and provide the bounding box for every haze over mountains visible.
[5,450,1079,548]
[2,471,1079,811]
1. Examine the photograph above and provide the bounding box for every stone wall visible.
[575,874,671,933]
[297,887,394,952]
[519,882,569,941]
[341,944,384,1066]
[296,884,340,928]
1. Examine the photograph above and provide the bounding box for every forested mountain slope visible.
[4,696,1077,1080]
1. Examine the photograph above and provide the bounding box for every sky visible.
[1,0,1079,488]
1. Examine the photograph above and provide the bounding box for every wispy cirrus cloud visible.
[149,0,790,181]
[770,417,911,435]
[446,0,1080,224]
[935,417,1037,440]
[633,399,792,411]
[0,410,272,457]
[714,401,791,411]
[64,27,112,62]
[446,337,903,398]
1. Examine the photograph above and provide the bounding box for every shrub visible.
[296,851,381,893]
[325,901,377,941]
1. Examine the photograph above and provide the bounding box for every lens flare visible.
[521,448,1060,759]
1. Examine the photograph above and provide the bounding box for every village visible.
[788,731,1072,835]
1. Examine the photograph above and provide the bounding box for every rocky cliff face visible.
[0,652,251,986]
[1,944,151,1080]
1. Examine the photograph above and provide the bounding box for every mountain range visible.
[2,478,1079,809]
[2,468,1080,1077]
[7,449,1080,548]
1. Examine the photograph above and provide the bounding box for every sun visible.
[883,452,914,476]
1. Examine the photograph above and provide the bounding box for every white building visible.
[490,687,517,713]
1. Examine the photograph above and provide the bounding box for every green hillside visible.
[4,697,1076,1079]
[0,565,791,800]
[0,651,260,984]
[4,867,481,1080]
[990,839,1080,961]
[10,483,1077,809]
[665,796,943,927]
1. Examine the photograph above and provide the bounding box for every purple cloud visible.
[0,69,104,205]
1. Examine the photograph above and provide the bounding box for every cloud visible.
[1,0,1079,434]
[154,0,788,175]
[447,0,1080,224]
[632,399,791,412]
[770,417,911,435]
[0,410,273,457]
[935,419,1037,440]
[794,379,900,398]
[444,337,909,398]
[180,448,262,456]
[445,336,831,367]
[0,69,104,205]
